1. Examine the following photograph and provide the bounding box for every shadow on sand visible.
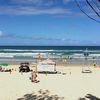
[17,89,64,100]
[78,94,100,100]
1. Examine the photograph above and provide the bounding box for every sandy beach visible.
[0,64,100,100]
[0,0,100,99]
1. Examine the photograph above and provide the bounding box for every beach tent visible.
[36,59,57,73]
[82,49,92,73]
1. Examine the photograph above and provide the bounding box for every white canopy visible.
[37,59,56,73]
[39,59,56,65]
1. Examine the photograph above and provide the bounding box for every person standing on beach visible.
[37,53,42,63]
[31,71,37,82]
[9,69,12,74]
[0,66,2,71]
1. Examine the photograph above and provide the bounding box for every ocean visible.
[0,46,100,65]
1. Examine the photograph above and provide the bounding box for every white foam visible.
[0,52,48,58]
[1,49,54,52]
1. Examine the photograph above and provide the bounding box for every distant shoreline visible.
[0,57,99,67]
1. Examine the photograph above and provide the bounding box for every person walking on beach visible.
[9,68,12,74]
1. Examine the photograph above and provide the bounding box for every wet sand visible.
[0,57,100,65]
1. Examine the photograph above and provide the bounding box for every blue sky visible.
[0,0,100,46]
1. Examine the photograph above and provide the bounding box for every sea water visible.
[0,46,100,65]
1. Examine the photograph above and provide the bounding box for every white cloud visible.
[9,0,71,5]
[0,0,90,17]
[10,0,43,5]
[0,31,99,45]
[0,31,4,37]
[0,0,74,16]
[0,6,71,15]
[0,32,77,43]
[63,0,70,4]
[9,0,56,6]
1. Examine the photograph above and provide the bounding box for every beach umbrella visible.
[0,63,8,67]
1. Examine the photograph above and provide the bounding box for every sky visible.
[0,0,100,46]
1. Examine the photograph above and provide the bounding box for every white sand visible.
[0,65,100,100]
